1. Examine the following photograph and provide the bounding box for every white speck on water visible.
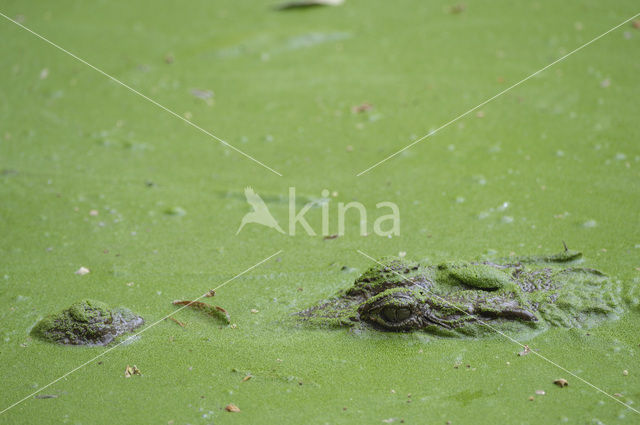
[448,144,455,151]
[497,202,510,212]
[156,291,162,295]
[473,175,487,185]
[501,216,514,224]
[75,267,90,275]
[556,150,565,157]
[615,153,627,160]
[600,78,611,88]
[264,134,274,143]
[190,89,214,100]
[39,68,49,79]
[583,220,598,228]
[455,196,465,203]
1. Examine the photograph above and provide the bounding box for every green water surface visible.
[1,1,639,424]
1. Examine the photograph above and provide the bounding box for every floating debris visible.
[89,209,99,216]
[517,345,531,356]
[324,234,339,240]
[165,206,187,217]
[34,394,58,399]
[225,403,241,413]
[75,267,90,276]
[190,89,214,100]
[168,316,186,327]
[124,365,141,378]
[623,369,629,376]
[553,379,569,388]
[31,299,144,346]
[275,0,344,11]
[535,390,545,395]
[204,289,216,297]
[250,309,259,314]
[172,300,230,324]
[242,374,252,382]
[449,3,466,14]
[352,102,373,114]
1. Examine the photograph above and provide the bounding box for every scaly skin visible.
[32,299,144,346]
[297,249,623,336]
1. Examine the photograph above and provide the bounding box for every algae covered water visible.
[1,1,639,424]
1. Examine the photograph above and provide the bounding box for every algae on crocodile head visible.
[32,299,144,346]
[297,249,624,337]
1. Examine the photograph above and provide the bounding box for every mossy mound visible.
[32,299,144,346]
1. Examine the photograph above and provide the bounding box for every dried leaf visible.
[225,403,241,413]
[517,345,531,356]
[553,378,568,388]
[173,300,230,324]
[168,317,186,327]
[124,365,141,378]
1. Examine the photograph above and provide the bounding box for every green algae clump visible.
[32,299,144,346]
[438,263,513,290]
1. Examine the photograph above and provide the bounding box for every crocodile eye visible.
[396,307,411,321]
[382,306,411,322]
[358,289,420,330]
[382,306,397,322]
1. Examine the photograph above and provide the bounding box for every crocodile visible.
[297,248,623,336]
